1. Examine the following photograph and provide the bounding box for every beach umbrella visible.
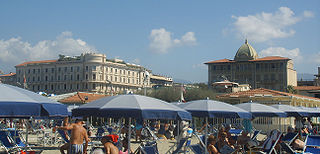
[296,106,320,117]
[0,83,68,152]
[178,99,252,119]
[177,99,252,154]
[235,102,287,117]
[72,94,191,120]
[271,104,310,117]
[0,84,68,118]
[72,94,192,152]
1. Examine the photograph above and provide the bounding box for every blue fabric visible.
[189,144,204,154]
[242,119,252,133]
[282,132,298,144]
[229,129,243,135]
[0,130,15,149]
[305,146,320,153]
[0,84,68,118]
[306,135,320,146]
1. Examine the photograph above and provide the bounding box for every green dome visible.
[234,40,258,61]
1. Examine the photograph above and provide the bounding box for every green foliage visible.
[140,83,218,102]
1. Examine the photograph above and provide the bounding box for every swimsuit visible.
[70,144,83,154]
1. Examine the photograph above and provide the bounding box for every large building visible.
[15,53,152,95]
[205,40,297,91]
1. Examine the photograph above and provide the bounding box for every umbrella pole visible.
[177,120,180,139]
[205,117,208,154]
[128,117,131,153]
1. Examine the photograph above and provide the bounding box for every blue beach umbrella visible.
[235,102,287,117]
[271,104,310,117]
[178,99,252,119]
[72,94,192,121]
[0,84,68,118]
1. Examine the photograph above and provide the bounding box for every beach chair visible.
[250,129,282,154]
[282,132,299,145]
[165,137,191,154]
[251,130,261,140]
[0,129,18,153]
[188,133,205,154]
[138,141,159,154]
[303,135,320,153]
[229,129,243,141]
[57,129,70,143]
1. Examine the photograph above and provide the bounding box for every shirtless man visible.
[101,136,119,154]
[57,119,89,154]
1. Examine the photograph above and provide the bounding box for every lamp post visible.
[144,70,149,96]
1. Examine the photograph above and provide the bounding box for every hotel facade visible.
[205,40,297,92]
[15,53,152,95]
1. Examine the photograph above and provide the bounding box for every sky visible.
[0,0,319,83]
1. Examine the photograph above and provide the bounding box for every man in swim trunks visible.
[57,119,89,154]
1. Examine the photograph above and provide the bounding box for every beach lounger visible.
[303,135,320,153]
[251,130,261,140]
[0,129,18,153]
[250,129,282,154]
[165,137,191,154]
[282,132,299,145]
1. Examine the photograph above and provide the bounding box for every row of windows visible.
[211,62,285,72]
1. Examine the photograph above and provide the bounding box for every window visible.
[71,67,73,72]
[28,69,30,74]
[51,76,54,81]
[38,76,40,81]
[45,68,48,73]
[86,74,88,80]
[70,84,72,90]
[70,75,73,80]
[92,83,96,89]
[64,84,67,90]
[45,76,48,81]
[77,84,79,89]
[33,69,36,73]
[92,66,96,71]
[86,66,89,71]
[77,66,80,72]
[58,75,60,80]
[93,74,96,80]
[38,69,40,73]
[58,67,61,72]
[51,68,54,73]
[64,75,67,80]
[64,67,67,72]
[51,85,54,90]
[32,77,35,82]
[45,85,48,90]
[77,74,80,80]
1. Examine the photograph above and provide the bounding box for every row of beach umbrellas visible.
[1,83,319,152]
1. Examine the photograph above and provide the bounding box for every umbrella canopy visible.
[235,102,287,117]
[271,104,310,117]
[177,99,252,119]
[72,94,192,120]
[296,106,320,117]
[0,84,68,118]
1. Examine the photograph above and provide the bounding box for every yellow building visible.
[205,40,297,91]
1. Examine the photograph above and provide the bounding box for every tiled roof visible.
[294,86,320,91]
[0,73,16,77]
[57,92,108,104]
[15,60,58,67]
[217,88,320,101]
[204,59,234,64]
[250,56,290,61]
[205,56,290,64]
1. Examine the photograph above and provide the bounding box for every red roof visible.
[294,86,320,91]
[0,73,16,77]
[59,92,108,104]
[205,56,290,64]
[15,60,58,67]
[217,88,320,101]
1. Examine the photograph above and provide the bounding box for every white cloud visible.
[259,47,302,62]
[0,31,96,72]
[149,28,196,54]
[231,7,313,42]
[192,63,207,70]
[303,11,314,18]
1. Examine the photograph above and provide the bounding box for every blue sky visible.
[0,0,319,83]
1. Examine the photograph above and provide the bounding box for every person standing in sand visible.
[101,136,119,154]
[56,119,89,154]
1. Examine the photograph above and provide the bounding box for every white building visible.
[15,53,151,95]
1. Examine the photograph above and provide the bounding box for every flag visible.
[23,73,28,89]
